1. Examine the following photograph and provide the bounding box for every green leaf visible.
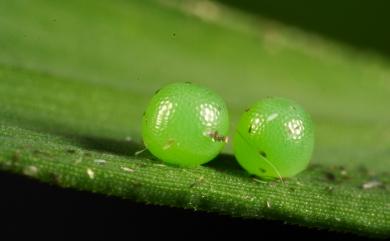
[0,0,389,237]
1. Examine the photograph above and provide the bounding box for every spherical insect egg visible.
[233,97,314,179]
[142,82,229,167]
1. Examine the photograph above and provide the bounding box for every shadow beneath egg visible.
[206,153,249,177]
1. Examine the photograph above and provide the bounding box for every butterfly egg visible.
[233,97,314,179]
[142,82,229,167]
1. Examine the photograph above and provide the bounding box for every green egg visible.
[142,82,229,167]
[233,97,314,179]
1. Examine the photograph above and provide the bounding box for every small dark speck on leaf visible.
[259,151,267,158]
[259,168,266,173]
[66,149,77,154]
[154,88,161,95]
[184,81,192,84]
[324,171,336,181]
[244,108,250,112]
[172,32,176,37]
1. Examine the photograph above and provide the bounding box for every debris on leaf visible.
[86,168,95,179]
[121,166,134,173]
[23,165,38,177]
[134,148,146,156]
[94,159,107,165]
[362,180,383,190]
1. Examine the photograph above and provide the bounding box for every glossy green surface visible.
[142,83,229,167]
[233,98,314,179]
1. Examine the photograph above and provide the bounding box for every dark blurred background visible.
[218,0,390,56]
